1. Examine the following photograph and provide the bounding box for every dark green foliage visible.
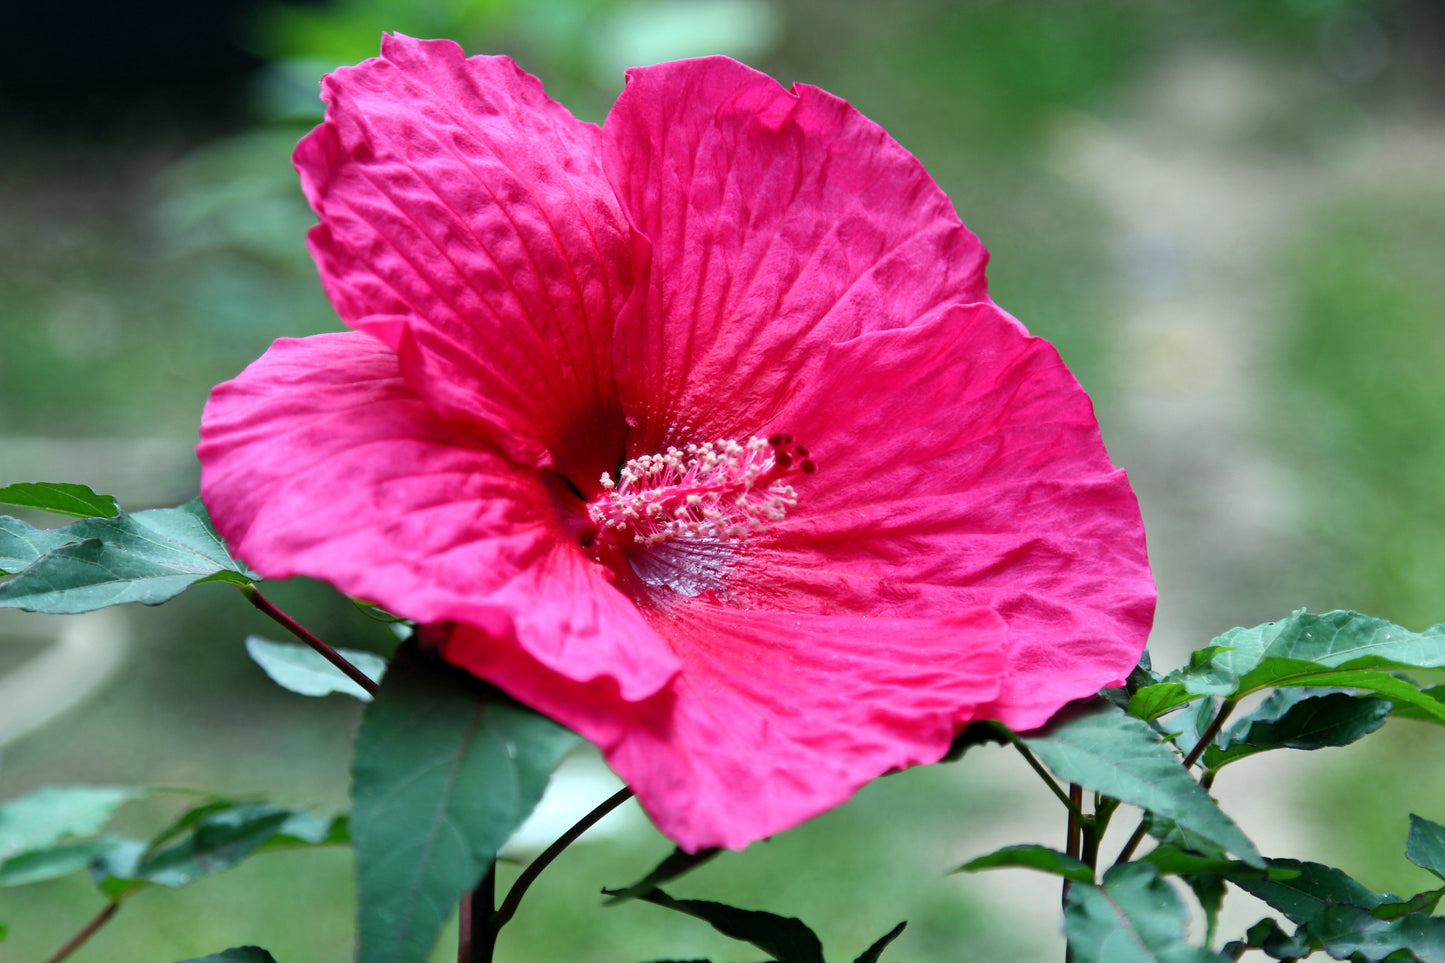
[1021,704,1260,865]
[0,515,82,574]
[606,846,723,904]
[627,887,907,963]
[1203,689,1391,768]
[954,844,1094,884]
[0,785,144,863]
[1130,611,1445,723]
[1228,859,1393,925]
[178,948,280,963]
[853,921,907,963]
[0,786,343,911]
[1407,815,1445,880]
[0,498,253,612]
[245,635,387,700]
[632,888,825,963]
[94,802,344,899]
[1063,863,1229,963]
[0,482,120,518]
[350,645,577,963]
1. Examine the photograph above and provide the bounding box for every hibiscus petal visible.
[197,331,679,700]
[601,56,990,453]
[294,35,641,482]
[440,604,1008,851]
[731,303,1155,730]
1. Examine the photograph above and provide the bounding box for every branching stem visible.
[1182,700,1236,771]
[1006,736,1088,827]
[1113,699,1238,866]
[492,787,634,930]
[241,584,379,696]
[44,902,119,963]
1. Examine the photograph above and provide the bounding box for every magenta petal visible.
[294,35,642,480]
[601,56,990,451]
[732,303,1154,730]
[443,605,1007,851]
[197,332,679,699]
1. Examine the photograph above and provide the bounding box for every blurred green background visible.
[3,0,1444,960]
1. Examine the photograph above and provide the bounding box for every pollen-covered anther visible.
[589,435,811,547]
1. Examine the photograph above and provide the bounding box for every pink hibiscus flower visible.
[198,35,1155,851]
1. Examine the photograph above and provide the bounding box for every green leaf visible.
[245,636,386,701]
[0,482,119,518]
[953,844,1094,883]
[1063,862,1228,963]
[0,838,125,886]
[1390,685,1445,723]
[1144,814,1220,855]
[0,516,80,574]
[93,802,342,900]
[1020,704,1262,866]
[0,785,145,860]
[1305,903,1445,962]
[1181,872,1226,949]
[351,646,578,963]
[605,846,722,904]
[0,499,252,612]
[1224,917,1311,960]
[1137,844,1282,880]
[1127,682,1198,722]
[90,840,150,900]
[177,948,280,963]
[1373,887,1445,920]
[942,719,1009,762]
[1228,859,1393,925]
[144,806,335,887]
[1233,663,1445,723]
[853,921,907,963]
[632,888,825,963]
[1134,611,1445,722]
[1203,690,1391,769]
[1407,815,1445,881]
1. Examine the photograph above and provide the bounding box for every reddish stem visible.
[44,902,119,963]
[458,865,496,963]
[241,585,379,696]
[1066,783,1084,861]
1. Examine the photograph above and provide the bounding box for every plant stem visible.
[1181,700,1236,770]
[492,787,634,930]
[458,864,496,963]
[1066,783,1083,860]
[44,902,119,963]
[1113,700,1238,866]
[240,584,379,696]
[1085,795,1118,869]
[1008,738,1088,828]
[1062,782,1085,957]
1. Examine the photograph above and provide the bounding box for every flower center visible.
[588,434,814,548]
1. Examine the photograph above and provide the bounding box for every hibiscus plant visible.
[3,36,1445,963]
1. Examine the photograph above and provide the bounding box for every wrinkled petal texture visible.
[440,604,1008,849]
[295,36,641,483]
[200,37,1156,853]
[197,332,679,701]
[733,304,1155,731]
[602,57,990,452]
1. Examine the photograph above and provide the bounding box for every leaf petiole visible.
[239,584,379,697]
[42,901,119,963]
